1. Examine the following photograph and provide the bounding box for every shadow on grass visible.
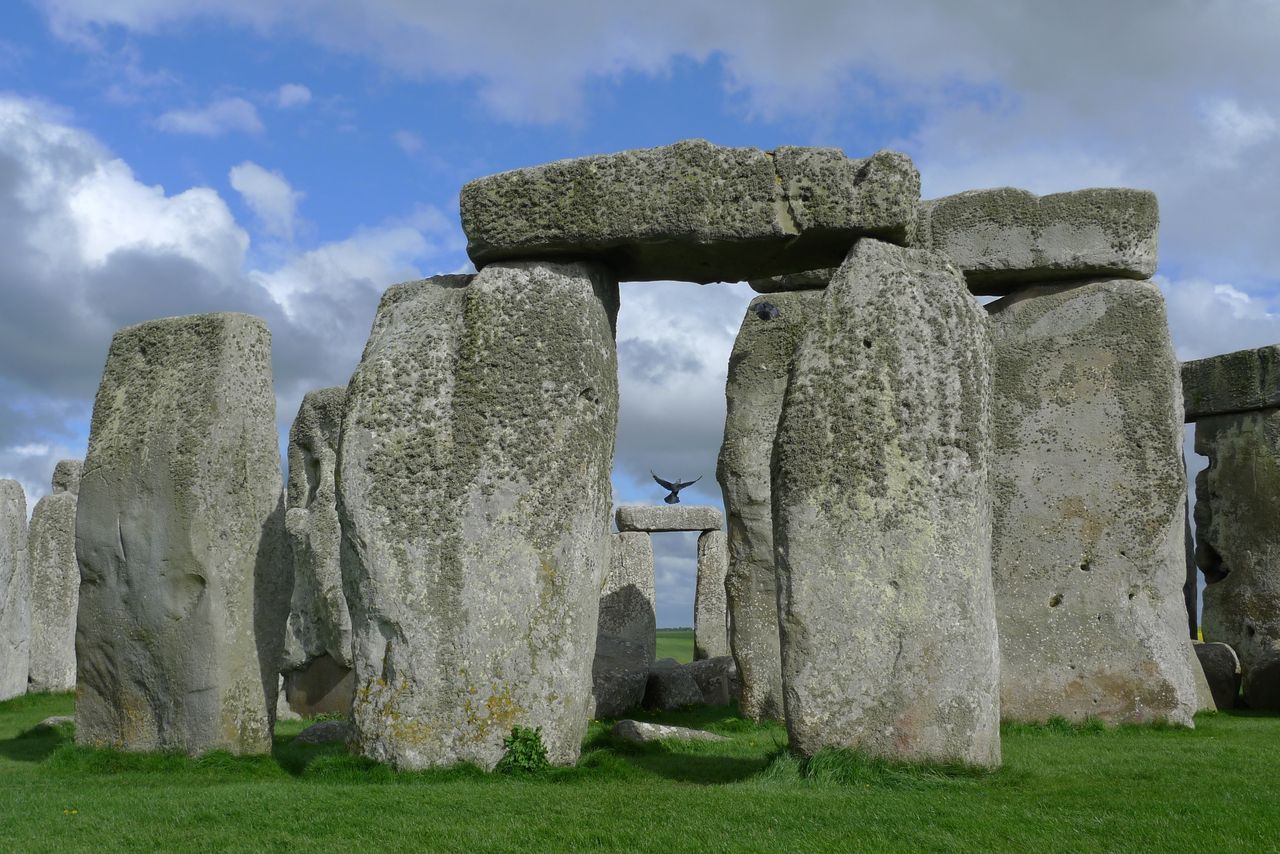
[0,720,75,763]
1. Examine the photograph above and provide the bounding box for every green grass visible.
[655,627,694,662]
[2,692,1279,852]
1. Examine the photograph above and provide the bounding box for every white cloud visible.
[156,96,263,135]
[392,129,423,154]
[1161,275,1280,362]
[274,83,311,108]
[229,161,303,241]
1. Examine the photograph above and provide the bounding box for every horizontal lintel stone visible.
[615,504,724,533]
[1182,345,1280,421]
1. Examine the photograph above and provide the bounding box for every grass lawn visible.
[1,692,1278,852]
[655,627,694,662]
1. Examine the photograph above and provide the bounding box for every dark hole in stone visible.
[1079,562,1091,572]
[1049,594,1063,608]
[1247,624,1256,637]
[862,338,872,349]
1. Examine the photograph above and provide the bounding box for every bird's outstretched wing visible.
[674,475,702,490]
[651,470,676,491]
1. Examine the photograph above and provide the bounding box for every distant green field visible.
[655,628,694,662]
[3,692,1279,852]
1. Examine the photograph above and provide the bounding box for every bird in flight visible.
[651,471,702,504]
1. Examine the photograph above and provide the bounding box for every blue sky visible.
[3,1,1280,626]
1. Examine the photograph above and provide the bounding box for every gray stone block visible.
[27,461,82,693]
[915,187,1158,294]
[774,238,1001,767]
[74,313,289,754]
[685,656,739,706]
[461,140,919,283]
[748,268,836,294]
[612,719,727,743]
[1192,641,1241,711]
[592,532,656,718]
[1189,640,1217,712]
[643,660,704,711]
[1181,345,1280,421]
[0,480,30,701]
[717,289,825,721]
[339,264,618,770]
[614,504,722,533]
[989,279,1197,726]
[694,530,729,660]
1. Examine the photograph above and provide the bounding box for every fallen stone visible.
[26,460,81,693]
[340,265,618,770]
[694,530,729,660]
[1193,642,1241,711]
[748,268,836,294]
[592,532,656,718]
[282,387,353,716]
[685,656,739,706]
[1182,345,1280,421]
[461,139,920,283]
[0,479,30,701]
[914,187,1158,294]
[717,290,825,721]
[612,719,728,744]
[294,719,350,746]
[774,238,1001,767]
[74,313,290,754]
[643,659,704,711]
[614,505,723,533]
[33,715,74,732]
[989,279,1197,726]
[1195,404,1280,711]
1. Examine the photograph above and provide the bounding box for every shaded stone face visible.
[614,505,722,533]
[0,480,30,701]
[592,532,655,718]
[339,264,618,770]
[717,289,825,721]
[26,461,82,693]
[694,530,729,661]
[1193,641,1242,711]
[460,139,920,283]
[1195,409,1280,710]
[74,313,289,755]
[773,238,1001,768]
[988,279,1196,726]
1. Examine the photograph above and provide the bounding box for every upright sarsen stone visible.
[774,239,1000,767]
[717,290,824,721]
[592,532,656,718]
[1,480,30,701]
[27,460,82,693]
[988,280,1197,725]
[693,530,729,661]
[75,313,289,754]
[340,263,618,770]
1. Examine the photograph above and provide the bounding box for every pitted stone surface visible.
[27,460,82,693]
[1182,345,1280,421]
[694,530,729,660]
[774,238,1000,767]
[1,480,30,701]
[74,313,289,754]
[592,532,656,718]
[614,505,722,533]
[1195,408,1280,710]
[988,279,1197,726]
[749,268,836,294]
[686,656,739,706]
[717,289,824,721]
[340,265,618,770]
[1193,642,1242,710]
[643,659,704,711]
[282,387,352,716]
[914,188,1158,294]
[461,140,920,283]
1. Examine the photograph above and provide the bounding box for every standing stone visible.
[0,480,30,701]
[717,289,824,721]
[27,460,82,693]
[1193,642,1242,710]
[592,532,656,718]
[989,280,1197,725]
[774,238,1000,767]
[281,387,353,716]
[75,313,289,754]
[1189,640,1217,712]
[693,530,729,661]
[340,263,618,770]
[1184,498,1198,639]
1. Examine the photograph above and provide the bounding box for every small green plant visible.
[495,725,550,775]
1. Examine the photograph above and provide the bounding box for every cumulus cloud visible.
[229,161,303,241]
[274,82,311,108]
[156,96,263,135]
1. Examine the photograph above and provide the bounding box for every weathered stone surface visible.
[282,387,352,716]
[461,140,920,283]
[685,656,739,706]
[340,265,618,770]
[989,279,1197,726]
[33,714,74,732]
[1189,640,1216,712]
[592,532,656,718]
[915,188,1158,295]
[642,659,704,711]
[774,238,1000,767]
[694,530,729,660]
[1195,408,1280,710]
[0,480,30,701]
[612,719,728,743]
[717,290,825,722]
[27,460,82,693]
[1182,345,1280,422]
[615,505,722,533]
[294,719,350,746]
[1193,642,1241,711]
[748,268,836,294]
[74,313,289,754]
